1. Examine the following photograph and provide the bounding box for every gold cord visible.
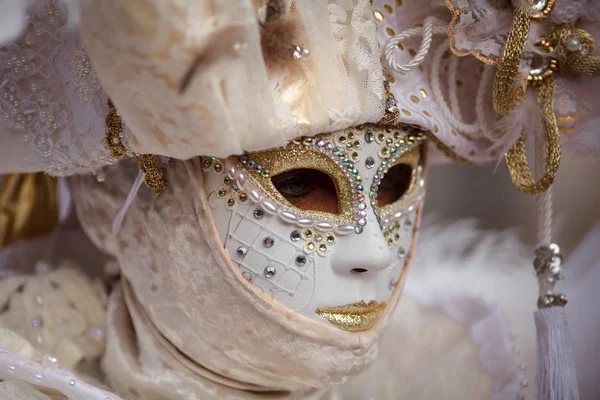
[105,100,168,195]
[493,7,530,115]
[105,100,128,158]
[547,25,600,77]
[505,77,561,194]
[138,155,169,195]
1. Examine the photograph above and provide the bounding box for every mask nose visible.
[331,219,392,277]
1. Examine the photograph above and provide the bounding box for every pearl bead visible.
[260,201,277,214]
[280,211,298,224]
[565,36,582,52]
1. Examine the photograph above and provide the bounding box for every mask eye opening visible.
[377,163,415,208]
[271,168,340,215]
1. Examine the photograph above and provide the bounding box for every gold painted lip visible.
[315,301,386,332]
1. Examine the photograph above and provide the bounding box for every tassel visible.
[535,307,579,399]
[529,126,579,398]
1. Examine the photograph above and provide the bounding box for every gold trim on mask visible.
[238,148,355,222]
[315,301,386,332]
[379,145,421,214]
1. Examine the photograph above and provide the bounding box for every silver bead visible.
[69,380,76,386]
[264,266,276,279]
[35,374,42,382]
[290,230,302,242]
[365,156,375,169]
[365,131,374,143]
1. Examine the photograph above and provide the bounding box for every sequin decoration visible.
[211,163,248,211]
[368,124,426,229]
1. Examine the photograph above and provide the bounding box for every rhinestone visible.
[387,238,394,247]
[358,218,367,226]
[253,209,264,219]
[42,356,57,369]
[239,193,248,202]
[315,234,322,242]
[318,244,327,252]
[290,230,302,241]
[213,163,223,172]
[397,247,406,259]
[295,255,307,267]
[303,229,313,238]
[386,99,398,113]
[227,198,235,207]
[236,246,248,257]
[365,156,375,169]
[307,242,316,251]
[404,220,413,230]
[217,189,227,197]
[263,237,275,248]
[264,266,276,278]
[223,177,232,185]
[326,235,335,244]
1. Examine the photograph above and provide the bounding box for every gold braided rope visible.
[493,7,530,115]
[105,100,168,195]
[505,77,561,194]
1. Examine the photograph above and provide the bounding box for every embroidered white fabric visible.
[0,264,108,371]
[78,0,385,159]
[0,0,117,177]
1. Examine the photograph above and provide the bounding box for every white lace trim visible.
[0,0,117,176]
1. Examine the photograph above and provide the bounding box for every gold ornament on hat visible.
[104,100,168,195]
[494,1,600,195]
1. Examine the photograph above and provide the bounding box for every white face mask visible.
[203,123,426,332]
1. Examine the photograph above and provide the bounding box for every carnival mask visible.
[203,123,427,331]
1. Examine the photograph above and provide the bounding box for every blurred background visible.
[424,151,600,257]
